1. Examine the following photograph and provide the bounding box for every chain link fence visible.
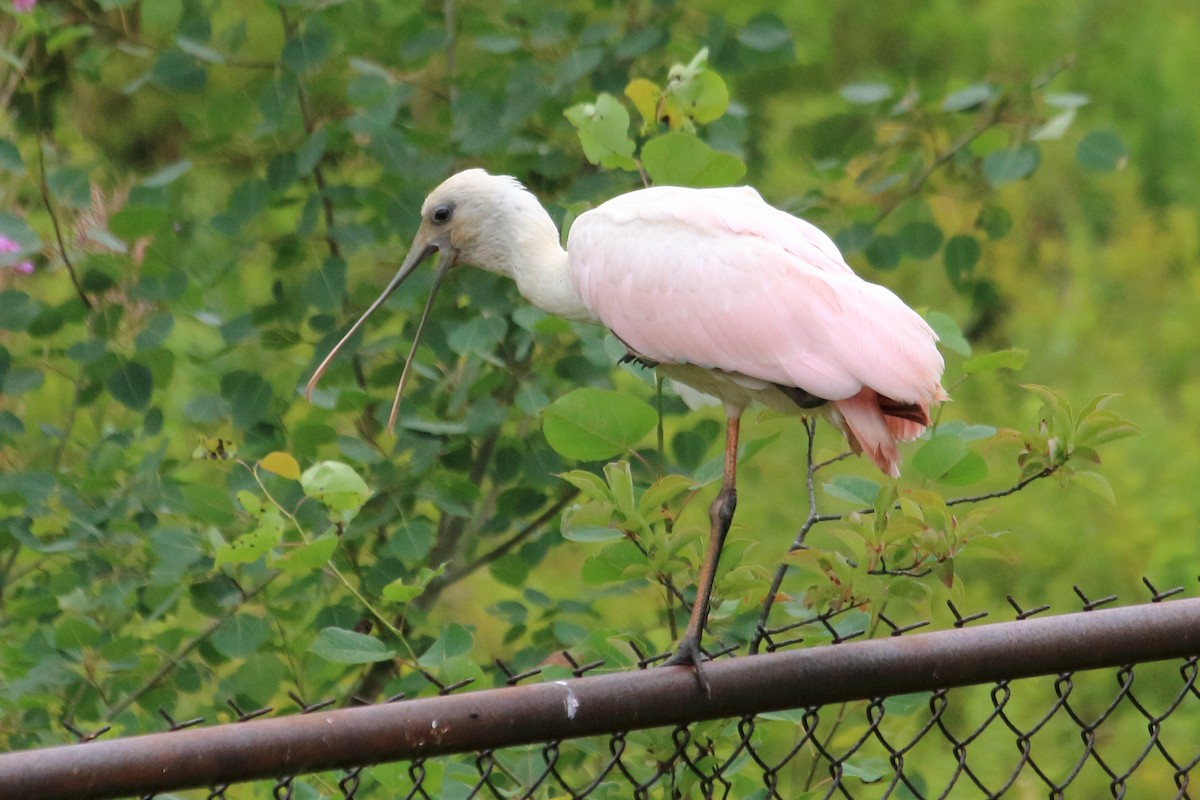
[3,580,1199,799]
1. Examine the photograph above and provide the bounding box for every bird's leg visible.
[662,413,740,693]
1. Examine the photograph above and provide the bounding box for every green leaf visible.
[666,68,729,125]
[976,205,1013,240]
[982,145,1040,186]
[54,617,102,651]
[604,461,638,519]
[925,311,970,356]
[447,315,506,358]
[46,167,91,208]
[309,627,395,664]
[1046,92,1091,108]
[824,476,881,506]
[840,83,892,105]
[938,451,988,486]
[302,256,347,312]
[142,159,192,188]
[561,500,621,542]
[1076,131,1127,172]
[175,36,226,65]
[0,139,24,174]
[842,756,889,783]
[107,361,153,410]
[273,533,337,574]
[897,222,943,259]
[1031,108,1077,141]
[237,490,263,516]
[963,348,1027,375]
[943,235,981,288]
[542,388,657,461]
[180,485,236,526]
[911,436,969,481]
[864,234,901,271]
[212,614,269,659]
[641,132,746,188]
[0,291,41,331]
[941,83,995,112]
[215,511,284,567]
[418,623,474,667]
[389,565,444,603]
[3,366,43,396]
[220,370,274,428]
[937,421,996,441]
[638,474,694,518]
[300,461,372,522]
[563,524,623,543]
[736,13,793,52]
[150,48,207,93]
[834,222,874,254]
[811,114,874,162]
[296,128,327,175]
[564,93,638,171]
[282,27,332,74]
[384,519,435,561]
[558,469,613,504]
[382,574,427,603]
[1071,470,1116,503]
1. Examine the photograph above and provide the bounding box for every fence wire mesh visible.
[4,579,1199,800]
[193,661,1200,799]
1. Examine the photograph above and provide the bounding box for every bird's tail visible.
[831,388,942,478]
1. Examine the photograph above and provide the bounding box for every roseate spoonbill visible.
[306,169,947,687]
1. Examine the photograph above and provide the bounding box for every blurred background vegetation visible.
[0,0,1195,796]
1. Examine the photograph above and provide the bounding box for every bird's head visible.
[304,169,551,431]
[403,169,553,278]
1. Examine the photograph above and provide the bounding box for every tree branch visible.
[749,422,1058,654]
[425,489,579,600]
[36,143,92,310]
[872,98,1008,226]
[103,573,280,721]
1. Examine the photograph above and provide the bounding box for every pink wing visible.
[567,186,947,476]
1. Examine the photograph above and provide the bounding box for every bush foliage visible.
[3,1,1190,796]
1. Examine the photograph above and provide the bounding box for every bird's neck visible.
[512,239,593,323]
[480,200,594,322]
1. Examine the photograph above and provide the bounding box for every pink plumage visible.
[306,169,950,679]
[567,185,947,477]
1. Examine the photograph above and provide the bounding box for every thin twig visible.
[50,369,85,469]
[431,490,580,591]
[36,143,91,310]
[750,418,823,654]
[750,424,1057,654]
[872,98,1007,226]
[945,466,1056,506]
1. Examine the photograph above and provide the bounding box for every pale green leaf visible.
[309,627,394,664]
[542,388,657,461]
[641,132,746,188]
[564,93,638,171]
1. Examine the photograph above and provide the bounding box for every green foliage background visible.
[1,1,1195,796]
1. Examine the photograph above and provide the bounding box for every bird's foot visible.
[660,636,711,695]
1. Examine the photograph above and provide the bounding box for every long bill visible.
[304,242,454,433]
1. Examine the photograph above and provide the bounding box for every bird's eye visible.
[431,205,453,224]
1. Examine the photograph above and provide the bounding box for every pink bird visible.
[307,170,947,687]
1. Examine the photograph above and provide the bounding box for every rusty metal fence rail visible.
[2,584,1200,799]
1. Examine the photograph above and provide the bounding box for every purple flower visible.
[0,234,34,274]
[13,0,36,12]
